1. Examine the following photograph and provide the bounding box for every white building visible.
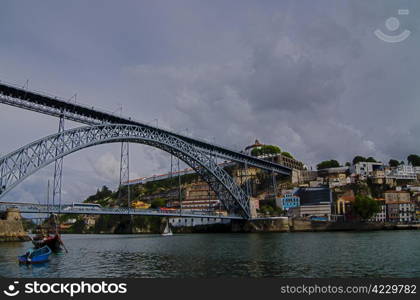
[299,203,332,220]
[351,162,384,178]
[169,216,230,227]
[387,201,416,223]
[386,165,417,180]
[369,204,387,222]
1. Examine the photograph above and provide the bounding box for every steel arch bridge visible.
[0,81,293,220]
[0,124,254,218]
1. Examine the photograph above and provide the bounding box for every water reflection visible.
[0,231,419,278]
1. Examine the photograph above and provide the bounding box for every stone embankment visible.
[0,208,30,242]
[230,218,420,233]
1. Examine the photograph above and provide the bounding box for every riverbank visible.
[64,216,420,235]
[231,218,420,233]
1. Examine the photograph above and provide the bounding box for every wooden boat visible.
[161,221,173,236]
[32,234,63,252]
[18,246,52,264]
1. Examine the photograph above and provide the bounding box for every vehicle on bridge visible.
[64,202,102,211]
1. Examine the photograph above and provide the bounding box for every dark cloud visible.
[0,0,419,204]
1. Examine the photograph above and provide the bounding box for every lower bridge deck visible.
[0,202,243,220]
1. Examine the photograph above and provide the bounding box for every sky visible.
[0,0,419,205]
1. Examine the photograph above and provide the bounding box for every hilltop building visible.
[168,181,221,211]
[386,165,417,181]
[317,166,350,187]
[351,161,384,179]
[384,190,410,203]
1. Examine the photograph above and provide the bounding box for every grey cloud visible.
[1,0,419,204]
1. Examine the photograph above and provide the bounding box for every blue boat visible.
[18,245,52,264]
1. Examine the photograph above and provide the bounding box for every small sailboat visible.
[161,221,173,236]
[18,245,52,264]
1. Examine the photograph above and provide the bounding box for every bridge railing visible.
[0,203,239,219]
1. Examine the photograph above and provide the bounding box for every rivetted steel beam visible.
[0,82,291,175]
[0,124,252,218]
[0,202,243,220]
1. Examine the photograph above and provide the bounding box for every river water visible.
[1,231,420,278]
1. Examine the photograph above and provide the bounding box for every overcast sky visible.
[0,0,419,204]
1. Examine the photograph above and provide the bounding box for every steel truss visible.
[118,142,131,208]
[0,124,252,218]
[0,82,291,175]
[0,202,242,219]
[52,115,64,211]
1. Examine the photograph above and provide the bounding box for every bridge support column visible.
[119,142,130,209]
[52,115,64,213]
[272,169,277,198]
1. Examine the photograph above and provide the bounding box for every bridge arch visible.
[0,124,250,218]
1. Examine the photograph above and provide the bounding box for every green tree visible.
[407,154,420,166]
[345,162,351,167]
[352,195,380,220]
[366,157,377,162]
[316,160,340,170]
[70,219,87,233]
[251,145,281,157]
[281,151,294,159]
[85,185,113,203]
[352,156,366,164]
[388,159,399,167]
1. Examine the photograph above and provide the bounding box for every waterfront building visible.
[294,187,332,220]
[369,198,387,222]
[336,195,355,215]
[384,190,411,203]
[276,190,300,211]
[169,216,230,228]
[386,201,416,223]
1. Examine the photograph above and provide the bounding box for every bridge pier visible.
[0,208,30,242]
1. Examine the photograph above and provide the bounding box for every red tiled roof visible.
[339,195,355,202]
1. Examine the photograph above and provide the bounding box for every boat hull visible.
[32,234,62,252]
[18,246,52,264]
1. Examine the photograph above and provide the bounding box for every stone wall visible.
[0,208,30,242]
[231,217,290,232]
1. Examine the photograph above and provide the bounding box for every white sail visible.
[161,222,173,236]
